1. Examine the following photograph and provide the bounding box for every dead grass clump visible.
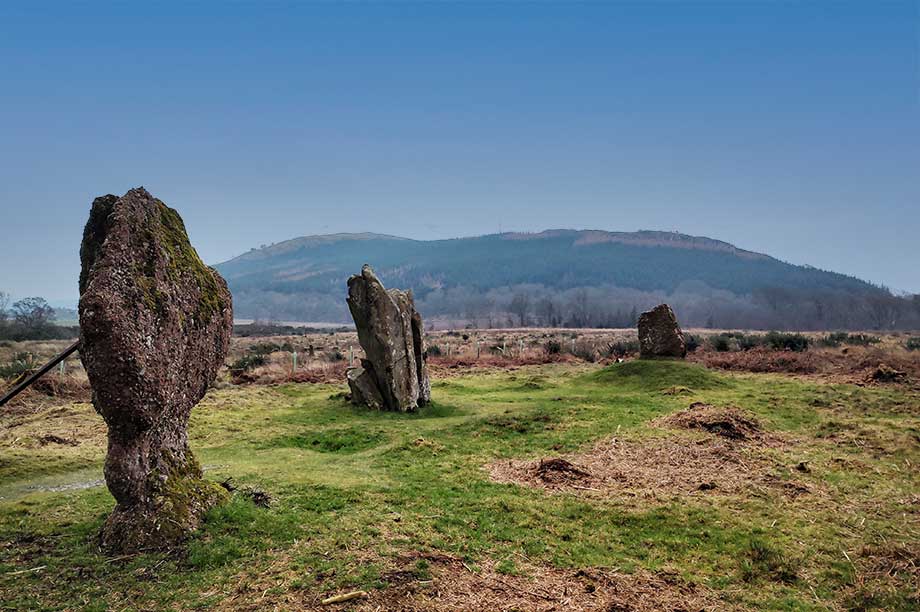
[29,375,90,400]
[868,363,908,384]
[489,433,788,498]
[846,542,920,609]
[215,551,723,611]
[324,554,721,612]
[37,434,79,446]
[656,403,766,443]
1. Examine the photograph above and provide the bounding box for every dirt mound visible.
[657,403,766,442]
[534,458,593,485]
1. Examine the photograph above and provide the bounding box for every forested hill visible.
[215,230,908,330]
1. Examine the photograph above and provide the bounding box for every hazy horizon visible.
[2,2,918,301]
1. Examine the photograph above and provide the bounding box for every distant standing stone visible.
[637,303,687,359]
[346,264,430,411]
[79,187,233,552]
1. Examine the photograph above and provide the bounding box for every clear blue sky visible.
[1,1,917,303]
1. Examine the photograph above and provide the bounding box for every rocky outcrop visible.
[78,187,233,552]
[346,265,430,411]
[637,304,686,359]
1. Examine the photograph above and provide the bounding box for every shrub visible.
[709,334,732,352]
[543,340,562,355]
[736,333,764,351]
[684,334,701,353]
[426,344,443,357]
[230,354,266,372]
[571,341,599,362]
[819,332,880,347]
[905,337,920,351]
[0,352,39,379]
[248,342,281,356]
[764,331,809,352]
[605,339,639,357]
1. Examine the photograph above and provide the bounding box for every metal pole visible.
[1,340,81,408]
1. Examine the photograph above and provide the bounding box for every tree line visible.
[0,292,78,341]
[232,281,920,331]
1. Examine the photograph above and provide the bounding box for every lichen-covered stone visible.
[346,265,430,411]
[78,187,233,552]
[346,364,385,410]
[638,303,687,359]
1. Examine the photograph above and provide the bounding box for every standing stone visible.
[637,303,687,359]
[346,265,430,411]
[79,187,233,552]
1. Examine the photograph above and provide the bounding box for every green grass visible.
[0,361,917,610]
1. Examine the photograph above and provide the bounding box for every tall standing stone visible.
[346,265,430,411]
[637,303,687,359]
[79,187,233,552]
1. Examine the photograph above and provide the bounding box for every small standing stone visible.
[637,303,687,359]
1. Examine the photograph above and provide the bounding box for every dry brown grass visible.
[488,429,804,500]
[690,344,920,386]
[215,550,726,612]
[654,402,773,444]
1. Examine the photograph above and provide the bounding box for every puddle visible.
[0,464,229,503]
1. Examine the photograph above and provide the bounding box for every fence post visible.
[476,340,481,359]
[292,350,298,374]
[349,345,354,366]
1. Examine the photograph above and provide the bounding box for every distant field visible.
[0,337,918,610]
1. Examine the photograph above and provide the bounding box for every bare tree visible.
[12,297,55,330]
[535,297,557,327]
[509,292,531,327]
[0,291,9,325]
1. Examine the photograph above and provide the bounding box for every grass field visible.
[0,360,917,610]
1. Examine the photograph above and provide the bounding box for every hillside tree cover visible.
[216,232,920,330]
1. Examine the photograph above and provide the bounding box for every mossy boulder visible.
[78,187,233,553]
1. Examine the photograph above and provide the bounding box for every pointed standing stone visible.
[345,265,430,411]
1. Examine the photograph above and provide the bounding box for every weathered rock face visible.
[637,303,687,359]
[346,265,430,411]
[78,187,233,552]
